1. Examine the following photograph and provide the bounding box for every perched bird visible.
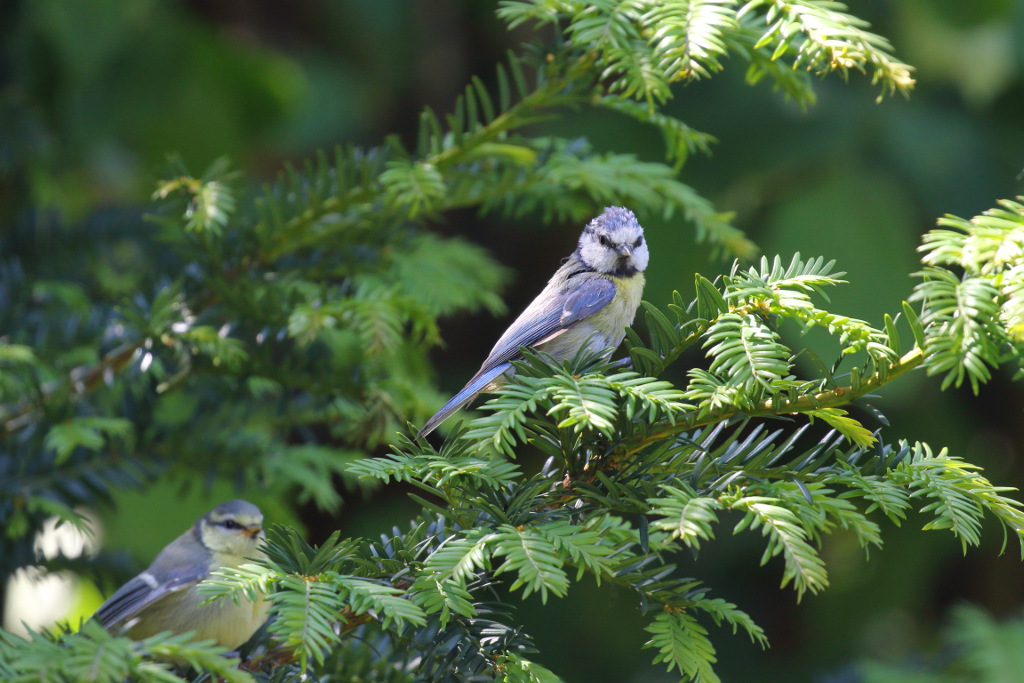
[93,499,269,650]
[419,206,648,437]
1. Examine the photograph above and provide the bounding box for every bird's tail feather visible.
[418,363,509,437]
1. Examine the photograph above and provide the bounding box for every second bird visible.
[419,206,648,437]
[93,500,269,651]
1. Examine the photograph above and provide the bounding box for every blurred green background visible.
[3,0,1024,680]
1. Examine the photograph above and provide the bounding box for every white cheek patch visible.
[578,240,600,267]
[579,238,617,272]
[631,244,650,272]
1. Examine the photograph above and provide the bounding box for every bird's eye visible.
[222,520,243,530]
[598,235,611,248]
[634,236,644,247]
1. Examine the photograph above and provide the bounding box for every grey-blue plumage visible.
[93,499,269,650]
[419,206,648,437]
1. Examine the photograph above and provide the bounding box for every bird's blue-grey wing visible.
[559,277,616,328]
[94,564,206,629]
[483,276,617,370]
[418,276,617,437]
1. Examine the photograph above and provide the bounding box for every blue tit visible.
[419,206,648,436]
[93,500,269,650]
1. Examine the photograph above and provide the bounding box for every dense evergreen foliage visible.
[2,2,1023,682]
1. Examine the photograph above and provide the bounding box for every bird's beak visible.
[243,525,263,539]
[616,244,633,258]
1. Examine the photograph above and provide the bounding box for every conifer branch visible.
[8,4,1024,683]
[614,347,925,463]
[0,342,142,435]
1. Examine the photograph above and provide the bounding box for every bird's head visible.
[198,499,265,557]
[576,207,648,277]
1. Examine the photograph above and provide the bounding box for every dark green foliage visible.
[858,604,1024,683]
[2,2,1024,683]
[0,622,251,683]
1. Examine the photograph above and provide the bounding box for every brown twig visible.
[1,342,144,435]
